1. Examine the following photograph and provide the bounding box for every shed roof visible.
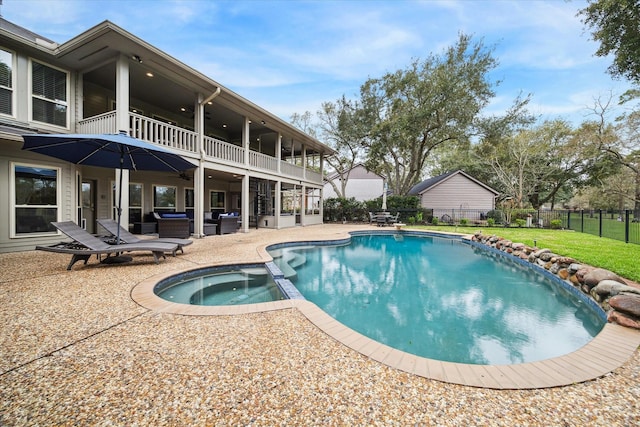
[408,170,499,196]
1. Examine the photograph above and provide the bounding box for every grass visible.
[409,225,640,283]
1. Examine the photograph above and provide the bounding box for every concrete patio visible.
[1,224,639,425]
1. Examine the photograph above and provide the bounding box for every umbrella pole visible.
[116,154,123,245]
[103,153,133,264]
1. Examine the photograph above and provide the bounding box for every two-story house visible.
[0,18,335,253]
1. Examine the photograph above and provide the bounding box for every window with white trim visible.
[210,190,225,213]
[129,183,143,223]
[0,48,14,116]
[153,185,177,213]
[31,60,68,127]
[185,188,194,217]
[305,188,321,215]
[12,163,59,235]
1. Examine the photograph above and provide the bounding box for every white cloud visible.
[3,0,634,127]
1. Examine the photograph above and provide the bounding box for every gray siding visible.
[420,173,495,211]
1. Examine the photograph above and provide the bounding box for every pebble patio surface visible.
[1,224,639,426]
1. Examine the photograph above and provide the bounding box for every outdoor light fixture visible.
[146,72,154,78]
[132,54,142,63]
[261,120,266,125]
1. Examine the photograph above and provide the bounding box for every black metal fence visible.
[324,206,640,245]
[562,209,640,245]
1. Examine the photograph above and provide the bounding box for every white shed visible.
[323,164,384,201]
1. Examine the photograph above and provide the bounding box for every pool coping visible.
[130,231,640,390]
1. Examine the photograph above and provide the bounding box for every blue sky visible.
[4,0,634,126]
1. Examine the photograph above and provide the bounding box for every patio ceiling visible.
[53,20,333,155]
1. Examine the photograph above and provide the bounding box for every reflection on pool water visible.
[155,265,284,306]
[268,233,606,365]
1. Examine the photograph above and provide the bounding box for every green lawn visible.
[409,225,640,283]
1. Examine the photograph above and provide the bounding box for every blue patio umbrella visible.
[22,131,196,245]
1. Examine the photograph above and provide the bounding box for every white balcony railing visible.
[306,169,322,183]
[77,112,324,184]
[203,135,244,165]
[129,113,197,153]
[77,111,118,134]
[280,161,304,179]
[249,151,278,173]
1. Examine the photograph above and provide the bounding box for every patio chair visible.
[97,218,193,254]
[36,221,178,270]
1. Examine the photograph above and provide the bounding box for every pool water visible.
[155,266,284,306]
[269,233,605,365]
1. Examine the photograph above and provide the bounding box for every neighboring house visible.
[408,170,499,221]
[323,164,384,201]
[0,18,335,253]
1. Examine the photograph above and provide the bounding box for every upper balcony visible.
[78,111,323,184]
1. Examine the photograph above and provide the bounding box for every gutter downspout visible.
[195,87,222,237]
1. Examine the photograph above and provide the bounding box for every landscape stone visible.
[568,263,582,273]
[609,294,640,318]
[592,280,640,298]
[583,268,626,288]
[533,248,551,258]
[575,268,590,284]
[539,252,556,262]
[608,310,640,330]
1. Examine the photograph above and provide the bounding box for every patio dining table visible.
[374,212,393,226]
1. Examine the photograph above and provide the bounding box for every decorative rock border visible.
[471,231,640,330]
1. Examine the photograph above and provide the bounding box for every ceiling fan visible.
[168,171,192,181]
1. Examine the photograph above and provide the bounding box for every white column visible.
[115,54,130,226]
[194,94,205,237]
[243,117,251,166]
[301,143,307,180]
[276,133,282,173]
[274,180,281,229]
[300,184,306,226]
[241,174,250,233]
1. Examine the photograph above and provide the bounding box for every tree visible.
[579,0,640,84]
[315,97,368,198]
[474,119,607,210]
[289,111,317,137]
[356,33,503,194]
[584,95,640,211]
[612,110,640,210]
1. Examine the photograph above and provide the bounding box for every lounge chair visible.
[97,218,193,254]
[36,221,179,270]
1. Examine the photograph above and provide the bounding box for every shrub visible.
[486,209,505,224]
[487,218,495,227]
[460,218,469,226]
[431,216,439,225]
[415,211,423,224]
[515,218,526,228]
[550,219,562,229]
[408,216,416,225]
[323,197,367,222]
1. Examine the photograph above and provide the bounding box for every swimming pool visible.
[268,232,606,365]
